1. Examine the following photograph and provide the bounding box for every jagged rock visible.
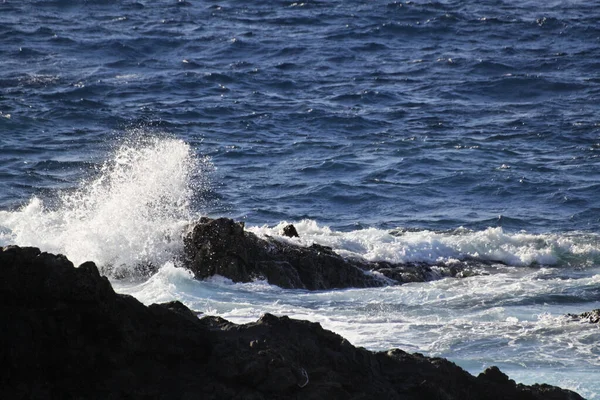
[183,217,484,290]
[479,366,513,385]
[567,309,600,323]
[183,217,385,289]
[0,245,213,399]
[0,246,583,400]
[282,224,299,238]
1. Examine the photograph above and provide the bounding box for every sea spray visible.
[0,136,210,275]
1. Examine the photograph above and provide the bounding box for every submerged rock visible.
[567,309,600,323]
[183,217,486,290]
[0,245,583,399]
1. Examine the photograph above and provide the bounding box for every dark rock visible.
[0,245,213,399]
[199,312,583,400]
[183,217,384,290]
[183,217,483,290]
[478,366,514,385]
[108,260,159,279]
[282,224,299,238]
[567,309,600,323]
[0,246,583,400]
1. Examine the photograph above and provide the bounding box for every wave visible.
[1,136,598,275]
[249,221,600,269]
[0,136,209,276]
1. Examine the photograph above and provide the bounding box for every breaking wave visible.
[249,220,600,269]
[0,136,209,275]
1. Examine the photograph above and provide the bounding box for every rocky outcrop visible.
[183,217,483,290]
[0,245,213,399]
[203,314,583,400]
[0,245,583,400]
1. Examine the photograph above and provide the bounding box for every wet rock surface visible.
[0,245,583,400]
[567,309,600,323]
[282,223,299,238]
[183,217,488,290]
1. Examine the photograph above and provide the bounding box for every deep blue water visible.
[2,0,599,233]
[2,1,600,397]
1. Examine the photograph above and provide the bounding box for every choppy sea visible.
[1,0,599,397]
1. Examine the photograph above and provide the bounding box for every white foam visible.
[0,136,209,273]
[112,244,600,399]
[114,261,198,304]
[249,221,600,268]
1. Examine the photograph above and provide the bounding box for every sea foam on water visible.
[0,136,206,274]
[249,220,600,269]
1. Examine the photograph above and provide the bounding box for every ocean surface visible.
[1,0,599,397]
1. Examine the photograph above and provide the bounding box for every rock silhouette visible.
[0,245,583,399]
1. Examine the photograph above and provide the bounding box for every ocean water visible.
[1,0,599,397]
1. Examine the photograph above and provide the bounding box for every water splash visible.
[249,220,600,268]
[0,136,209,275]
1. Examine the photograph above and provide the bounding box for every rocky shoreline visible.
[0,245,585,399]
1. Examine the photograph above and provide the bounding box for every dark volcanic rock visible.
[0,245,213,399]
[183,217,383,290]
[567,308,600,323]
[183,217,481,290]
[0,246,583,400]
[282,223,299,238]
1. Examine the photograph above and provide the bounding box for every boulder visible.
[183,217,486,290]
[282,224,299,238]
[183,217,382,289]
